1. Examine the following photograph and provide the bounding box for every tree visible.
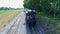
[24,0,40,10]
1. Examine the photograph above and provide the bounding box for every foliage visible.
[24,0,60,34]
[24,0,60,18]
[24,0,40,10]
[0,7,20,10]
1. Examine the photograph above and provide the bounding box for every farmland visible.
[0,10,22,32]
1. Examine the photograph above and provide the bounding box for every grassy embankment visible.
[36,12,60,34]
[0,9,22,32]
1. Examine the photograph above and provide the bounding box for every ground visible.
[0,10,22,32]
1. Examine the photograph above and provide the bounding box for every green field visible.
[0,10,22,32]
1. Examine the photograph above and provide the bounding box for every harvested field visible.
[0,10,22,32]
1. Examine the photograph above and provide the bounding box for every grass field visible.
[0,9,22,32]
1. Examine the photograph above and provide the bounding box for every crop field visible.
[0,10,22,32]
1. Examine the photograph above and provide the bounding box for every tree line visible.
[24,0,60,18]
[0,7,21,10]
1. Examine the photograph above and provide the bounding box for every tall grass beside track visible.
[0,10,22,32]
[36,12,60,34]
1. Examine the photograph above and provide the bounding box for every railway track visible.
[7,15,21,34]
[7,12,43,34]
[6,12,26,34]
[0,12,44,34]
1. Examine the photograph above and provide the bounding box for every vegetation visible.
[24,0,60,34]
[0,7,21,10]
[0,10,21,32]
[24,0,60,18]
